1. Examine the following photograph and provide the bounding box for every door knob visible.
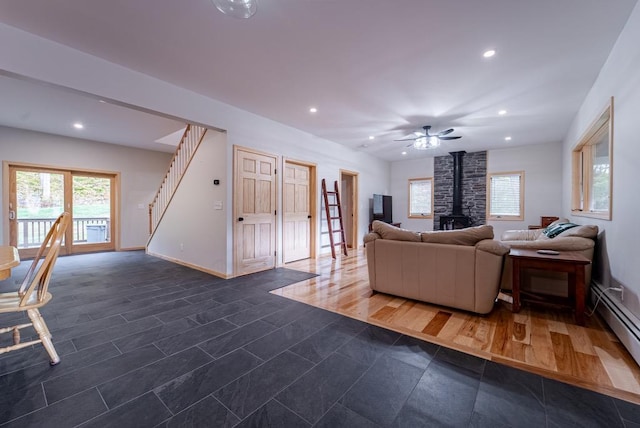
[238,217,244,221]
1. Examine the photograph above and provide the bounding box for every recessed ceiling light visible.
[368,136,375,140]
[361,143,369,148]
[505,136,512,141]
[483,49,496,58]
[73,123,84,129]
[498,109,507,115]
[401,151,407,155]
[98,100,106,103]
[309,107,317,113]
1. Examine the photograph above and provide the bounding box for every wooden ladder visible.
[321,179,348,258]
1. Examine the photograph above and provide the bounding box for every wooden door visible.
[283,162,311,263]
[340,170,359,249]
[234,148,277,275]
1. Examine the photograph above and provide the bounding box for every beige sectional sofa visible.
[499,219,598,296]
[363,221,509,314]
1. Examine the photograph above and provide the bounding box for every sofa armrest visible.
[501,229,543,241]
[476,239,510,256]
[363,232,380,245]
[501,236,595,251]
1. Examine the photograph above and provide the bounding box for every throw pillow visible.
[543,222,578,239]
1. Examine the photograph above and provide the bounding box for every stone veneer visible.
[434,151,486,228]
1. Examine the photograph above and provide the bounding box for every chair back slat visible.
[18,212,70,307]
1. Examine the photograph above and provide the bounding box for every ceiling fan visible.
[395,125,461,150]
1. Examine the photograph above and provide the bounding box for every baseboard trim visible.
[591,281,640,367]
[118,246,145,251]
[145,250,230,279]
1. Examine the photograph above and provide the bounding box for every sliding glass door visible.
[9,164,116,258]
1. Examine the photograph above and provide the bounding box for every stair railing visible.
[148,124,207,237]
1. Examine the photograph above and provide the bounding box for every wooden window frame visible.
[408,177,434,219]
[571,97,613,220]
[487,171,525,221]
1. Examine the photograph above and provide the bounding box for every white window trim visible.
[408,177,434,219]
[487,171,524,221]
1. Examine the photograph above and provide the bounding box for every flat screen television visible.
[372,194,393,224]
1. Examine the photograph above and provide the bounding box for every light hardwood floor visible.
[273,248,640,405]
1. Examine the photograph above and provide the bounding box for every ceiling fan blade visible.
[439,136,461,140]
[395,137,419,142]
[437,128,454,136]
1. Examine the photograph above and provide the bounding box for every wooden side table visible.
[509,248,591,325]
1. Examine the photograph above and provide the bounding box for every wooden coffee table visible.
[509,248,591,325]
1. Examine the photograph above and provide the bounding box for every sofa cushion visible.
[556,224,598,239]
[372,220,421,242]
[542,222,578,238]
[420,224,494,246]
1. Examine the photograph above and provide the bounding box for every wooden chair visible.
[0,212,70,365]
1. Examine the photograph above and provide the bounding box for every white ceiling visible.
[0,0,637,160]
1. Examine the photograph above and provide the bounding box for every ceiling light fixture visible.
[402,151,407,155]
[211,0,257,19]
[309,107,317,113]
[483,49,496,58]
[498,109,507,115]
[505,136,512,141]
[73,123,84,129]
[413,136,440,150]
[369,136,375,140]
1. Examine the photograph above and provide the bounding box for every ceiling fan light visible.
[413,136,440,150]
[212,0,257,19]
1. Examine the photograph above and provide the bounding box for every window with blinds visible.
[408,178,433,218]
[487,171,524,220]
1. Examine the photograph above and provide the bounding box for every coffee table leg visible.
[512,258,521,312]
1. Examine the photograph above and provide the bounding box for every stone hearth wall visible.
[434,151,486,228]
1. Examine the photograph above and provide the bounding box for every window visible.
[487,171,524,220]
[572,97,613,220]
[408,178,433,218]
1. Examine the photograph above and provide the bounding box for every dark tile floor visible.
[0,251,639,427]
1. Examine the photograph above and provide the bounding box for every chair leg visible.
[27,309,60,366]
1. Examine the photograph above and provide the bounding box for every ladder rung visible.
[330,216,341,220]
[333,242,344,246]
[328,204,338,207]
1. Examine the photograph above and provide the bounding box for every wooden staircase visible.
[148,124,207,240]
[321,179,348,258]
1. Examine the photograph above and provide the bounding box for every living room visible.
[1,0,640,426]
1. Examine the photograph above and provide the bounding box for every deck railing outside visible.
[17,217,111,248]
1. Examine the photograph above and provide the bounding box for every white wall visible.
[0,126,171,248]
[390,144,563,238]
[0,23,389,270]
[561,2,640,313]
[390,157,435,231]
[147,130,228,275]
[487,142,563,238]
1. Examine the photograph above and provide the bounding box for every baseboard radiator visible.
[591,281,640,367]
